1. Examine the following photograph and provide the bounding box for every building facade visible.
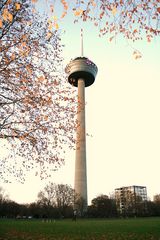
[115,186,148,217]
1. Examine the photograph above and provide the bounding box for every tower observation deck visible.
[65,43,98,215]
[65,57,98,87]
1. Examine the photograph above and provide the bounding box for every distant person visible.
[73,209,77,221]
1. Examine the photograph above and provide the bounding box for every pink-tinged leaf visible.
[157,7,160,13]
[0,19,3,28]
[109,36,114,42]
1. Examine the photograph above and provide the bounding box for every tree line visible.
[1,184,160,219]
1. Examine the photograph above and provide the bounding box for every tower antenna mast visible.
[81,28,84,57]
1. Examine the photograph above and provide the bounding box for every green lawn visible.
[0,217,160,240]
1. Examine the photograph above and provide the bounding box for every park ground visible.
[0,217,160,240]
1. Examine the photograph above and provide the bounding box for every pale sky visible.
[1,3,160,204]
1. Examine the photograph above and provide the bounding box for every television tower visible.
[65,29,98,213]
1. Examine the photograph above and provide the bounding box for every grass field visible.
[0,217,160,240]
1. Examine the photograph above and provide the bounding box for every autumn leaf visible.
[54,22,59,30]
[61,0,68,10]
[38,76,45,81]
[91,0,96,7]
[21,34,27,41]
[6,0,12,4]
[26,65,32,74]
[11,53,16,60]
[100,12,104,19]
[2,9,9,21]
[44,115,48,121]
[27,21,32,26]
[64,4,68,11]
[48,21,52,31]
[74,9,83,16]
[2,8,13,22]
[61,11,67,18]
[16,72,20,78]
[112,6,117,16]
[133,29,138,34]
[52,15,58,21]
[0,19,3,28]
[46,31,52,39]
[50,4,54,13]
[147,37,151,42]
[15,3,21,10]
[19,135,25,141]
[157,7,160,14]
[32,8,36,13]
[135,55,142,60]
[4,56,9,64]
[8,12,13,22]
[146,34,152,42]
[133,50,142,60]
[109,36,114,42]
[20,86,26,90]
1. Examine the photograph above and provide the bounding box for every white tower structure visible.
[65,30,98,213]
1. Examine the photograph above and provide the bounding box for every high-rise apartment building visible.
[115,185,148,217]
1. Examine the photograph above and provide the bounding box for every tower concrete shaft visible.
[65,56,98,215]
[75,78,88,212]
